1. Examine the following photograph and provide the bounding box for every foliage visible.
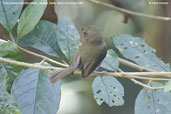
[17,0,47,38]
[11,66,61,114]
[112,34,170,71]
[92,76,124,107]
[0,0,24,31]
[0,1,171,114]
[135,82,171,114]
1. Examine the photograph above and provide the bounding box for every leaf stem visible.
[9,31,16,44]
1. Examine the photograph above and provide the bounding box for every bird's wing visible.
[70,55,81,69]
[81,51,106,78]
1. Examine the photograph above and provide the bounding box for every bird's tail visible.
[48,67,75,84]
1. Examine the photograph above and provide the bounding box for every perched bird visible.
[49,25,107,84]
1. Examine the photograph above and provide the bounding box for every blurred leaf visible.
[92,76,124,107]
[57,18,80,62]
[0,91,21,114]
[17,0,47,38]
[0,0,24,31]
[94,10,135,48]
[0,39,24,92]
[0,63,22,94]
[112,34,170,71]
[135,82,171,114]
[164,80,171,92]
[100,49,119,71]
[0,73,20,114]
[11,66,61,114]
[18,20,64,59]
[0,54,21,114]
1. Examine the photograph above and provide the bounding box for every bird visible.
[48,25,107,84]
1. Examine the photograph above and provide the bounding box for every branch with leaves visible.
[1,0,171,112]
[0,53,170,91]
[88,0,171,21]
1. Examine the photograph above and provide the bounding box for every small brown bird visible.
[49,25,107,84]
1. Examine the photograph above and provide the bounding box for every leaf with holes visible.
[100,49,119,71]
[57,18,80,62]
[112,34,170,71]
[17,0,47,38]
[135,82,171,114]
[11,67,61,114]
[18,20,65,60]
[92,76,124,107]
[0,0,24,31]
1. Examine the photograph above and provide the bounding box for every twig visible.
[11,41,68,68]
[40,59,46,64]
[119,72,171,76]
[87,0,171,21]
[119,58,154,72]
[118,68,164,90]
[130,78,164,90]
[0,57,59,71]
[8,32,68,68]
[97,72,171,78]
[0,57,170,82]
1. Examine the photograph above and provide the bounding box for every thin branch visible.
[118,68,164,90]
[97,72,171,78]
[8,32,68,68]
[87,0,171,21]
[119,58,154,72]
[11,41,68,68]
[120,72,171,77]
[40,59,46,64]
[0,57,170,82]
[0,57,59,71]
[130,78,164,90]
[124,76,168,81]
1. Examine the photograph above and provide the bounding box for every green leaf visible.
[100,49,119,71]
[112,34,170,71]
[0,55,21,114]
[0,71,21,114]
[0,39,24,61]
[135,82,171,114]
[164,79,171,92]
[0,39,24,92]
[0,63,22,94]
[17,0,47,38]
[18,20,64,59]
[57,18,80,61]
[0,0,24,31]
[92,76,124,107]
[0,91,21,114]
[11,67,61,114]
